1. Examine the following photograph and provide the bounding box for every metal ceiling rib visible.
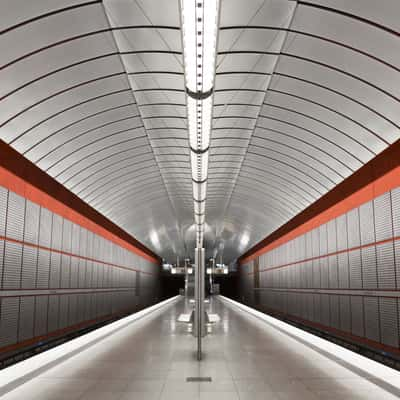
[1,0,400,264]
[209,0,400,262]
[0,0,187,260]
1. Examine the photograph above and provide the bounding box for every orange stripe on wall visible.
[0,140,159,264]
[240,140,400,265]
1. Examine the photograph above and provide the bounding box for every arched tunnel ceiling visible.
[1,0,399,264]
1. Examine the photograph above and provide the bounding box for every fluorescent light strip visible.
[0,296,180,388]
[219,296,400,389]
[181,0,220,247]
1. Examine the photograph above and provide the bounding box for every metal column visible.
[194,247,205,360]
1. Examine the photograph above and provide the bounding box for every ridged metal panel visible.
[328,255,338,289]
[320,257,329,288]
[392,188,400,237]
[60,255,70,288]
[0,186,7,236]
[5,191,25,240]
[78,258,86,288]
[0,297,19,347]
[374,192,393,241]
[396,241,400,290]
[71,222,80,254]
[347,208,361,248]
[312,228,319,257]
[36,208,52,289]
[49,250,61,288]
[21,201,40,289]
[350,296,364,337]
[34,296,48,336]
[3,242,22,289]
[319,224,328,256]
[380,298,399,348]
[339,295,351,333]
[312,260,321,288]
[313,293,321,323]
[336,214,348,251]
[361,246,377,289]
[359,201,375,245]
[18,296,35,342]
[363,297,380,342]
[59,295,69,329]
[337,253,350,289]
[83,293,92,321]
[69,257,79,288]
[3,192,25,289]
[86,261,93,288]
[68,294,78,326]
[77,294,86,323]
[79,228,87,258]
[348,250,362,289]
[47,295,59,332]
[306,292,314,321]
[321,294,330,326]
[329,295,339,329]
[376,242,396,289]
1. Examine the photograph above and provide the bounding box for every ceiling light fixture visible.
[181,0,220,248]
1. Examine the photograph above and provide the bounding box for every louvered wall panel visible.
[3,192,25,289]
[21,200,40,289]
[329,295,339,329]
[339,295,351,333]
[68,294,78,326]
[59,295,69,329]
[380,298,399,348]
[361,247,377,289]
[360,202,375,245]
[348,250,362,289]
[374,193,393,241]
[350,296,364,337]
[321,294,330,326]
[18,296,35,342]
[5,191,25,240]
[392,188,400,237]
[363,297,380,342]
[376,243,396,289]
[3,242,22,289]
[0,185,159,357]
[36,208,52,289]
[0,297,19,347]
[47,295,59,332]
[60,255,70,288]
[328,255,338,288]
[34,296,48,336]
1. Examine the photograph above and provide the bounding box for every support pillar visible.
[194,247,205,360]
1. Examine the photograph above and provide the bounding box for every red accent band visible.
[240,140,400,265]
[0,140,159,264]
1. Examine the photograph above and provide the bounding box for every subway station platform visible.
[1,296,399,400]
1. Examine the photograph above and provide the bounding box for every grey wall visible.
[0,185,160,355]
[239,187,400,354]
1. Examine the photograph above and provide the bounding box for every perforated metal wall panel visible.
[374,193,393,241]
[241,187,400,355]
[0,297,19,347]
[363,297,380,342]
[21,200,40,289]
[18,296,35,342]
[380,298,399,348]
[34,296,48,337]
[0,185,160,356]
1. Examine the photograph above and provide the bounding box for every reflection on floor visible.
[1,296,399,400]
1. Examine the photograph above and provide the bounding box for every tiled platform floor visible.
[1,297,399,400]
